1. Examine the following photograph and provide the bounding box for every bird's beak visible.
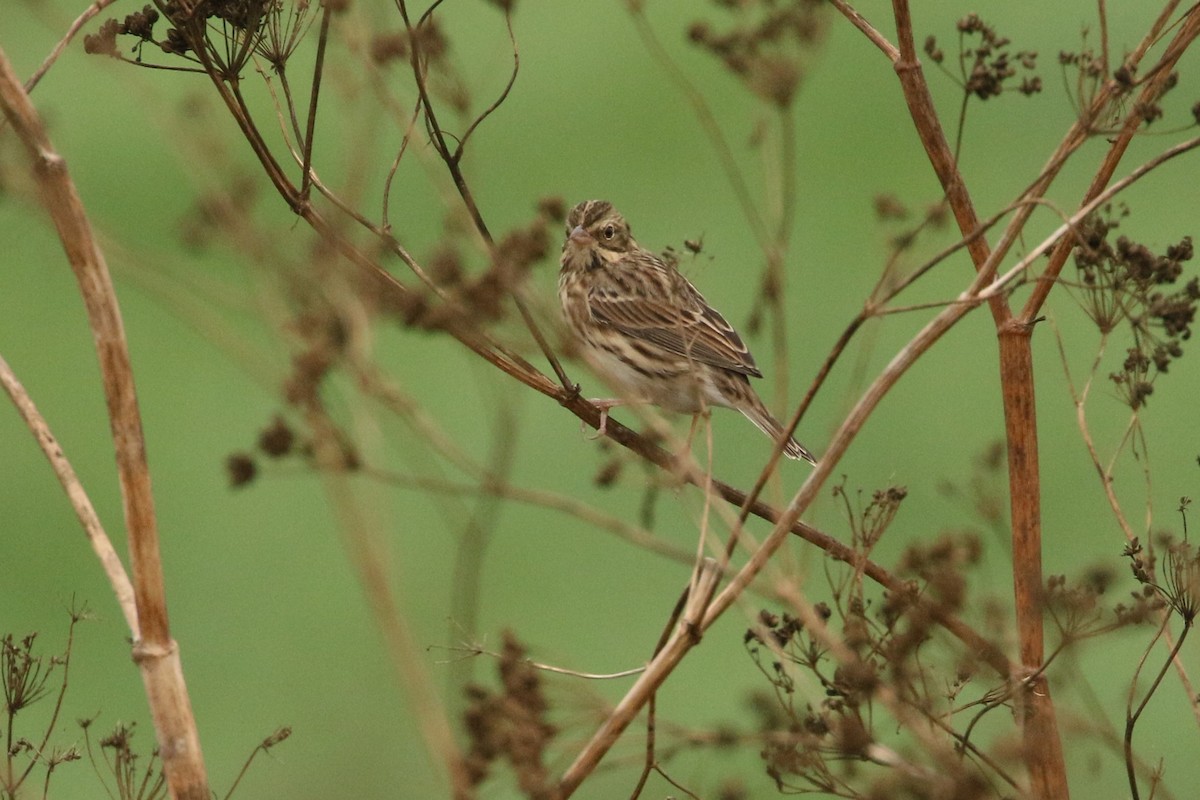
[568,225,594,246]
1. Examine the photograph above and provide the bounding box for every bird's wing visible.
[586,269,762,378]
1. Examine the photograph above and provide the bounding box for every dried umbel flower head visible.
[87,1,317,79]
[225,452,257,487]
[1122,528,1200,623]
[1071,207,1196,409]
[688,0,828,108]
[832,481,908,549]
[925,13,1041,101]
[462,632,556,795]
[1161,539,1200,622]
[257,415,296,458]
[896,532,982,611]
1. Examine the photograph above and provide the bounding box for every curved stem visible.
[298,3,331,201]
[0,47,208,799]
[1125,620,1190,800]
[395,0,573,390]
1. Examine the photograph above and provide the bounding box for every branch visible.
[0,46,209,800]
[828,0,900,61]
[1125,620,1191,800]
[395,0,573,391]
[22,0,119,94]
[888,1,998,305]
[0,354,138,635]
[298,2,332,201]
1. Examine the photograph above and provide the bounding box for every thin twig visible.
[982,0,1186,309]
[0,354,139,634]
[298,3,331,201]
[395,0,573,390]
[441,645,646,680]
[18,608,84,790]
[767,107,798,414]
[1125,618,1190,800]
[827,0,900,61]
[453,8,519,161]
[448,404,518,690]
[22,0,119,93]
[1055,321,1200,734]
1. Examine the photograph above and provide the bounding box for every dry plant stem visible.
[888,1,1002,318]
[1099,0,1111,75]
[839,14,1053,739]
[886,1,1070,793]
[774,582,996,788]
[395,0,572,391]
[974,0,1184,283]
[767,108,797,410]
[993,322,1066,800]
[1060,330,1200,731]
[829,0,900,61]
[1067,720,1181,800]
[21,0,118,94]
[448,406,517,690]
[628,581,695,800]
[0,354,139,635]
[562,396,1009,670]
[214,72,542,385]
[1125,620,1191,800]
[0,47,208,800]
[25,614,79,790]
[259,84,547,385]
[481,657,644,681]
[765,209,1004,483]
[298,3,331,201]
[453,9,520,159]
[632,570,714,800]
[653,767,700,800]
[872,1,1197,791]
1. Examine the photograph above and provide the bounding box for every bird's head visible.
[562,200,634,269]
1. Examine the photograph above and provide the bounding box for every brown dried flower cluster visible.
[1072,207,1196,408]
[925,13,1041,99]
[688,0,827,108]
[463,632,556,798]
[86,1,317,77]
[386,211,552,331]
[1124,530,1200,624]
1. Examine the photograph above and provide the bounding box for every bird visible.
[557,199,816,464]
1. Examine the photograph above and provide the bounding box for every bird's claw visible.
[580,399,621,441]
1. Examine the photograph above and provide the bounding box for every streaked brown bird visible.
[558,199,817,464]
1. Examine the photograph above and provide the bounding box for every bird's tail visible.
[739,393,817,465]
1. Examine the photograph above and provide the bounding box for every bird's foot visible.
[583,398,624,440]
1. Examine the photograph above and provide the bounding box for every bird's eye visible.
[602,224,616,240]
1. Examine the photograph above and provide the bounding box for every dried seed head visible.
[226,453,257,487]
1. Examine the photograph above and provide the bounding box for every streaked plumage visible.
[558,199,817,464]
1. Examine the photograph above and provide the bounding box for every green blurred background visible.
[2,1,1199,798]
